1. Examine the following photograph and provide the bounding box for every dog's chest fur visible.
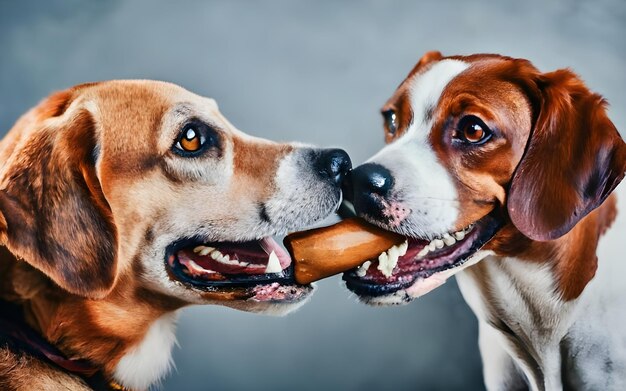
[113,312,179,390]
[456,185,626,390]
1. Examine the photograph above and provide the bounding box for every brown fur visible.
[383,53,626,300]
[0,347,92,391]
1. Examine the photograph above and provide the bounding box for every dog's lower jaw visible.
[113,312,179,391]
[220,283,316,316]
[356,250,494,306]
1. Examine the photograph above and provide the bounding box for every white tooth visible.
[193,246,206,254]
[375,241,408,278]
[210,250,221,260]
[388,246,399,262]
[434,239,444,249]
[379,249,400,278]
[377,252,391,277]
[417,247,429,258]
[391,249,400,266]
[220,254,230,263]
[454,231,465,240]
[356,261,372,277]
[398,240,408,256]
[443,235,456,246]
[199,247,213,256]
[265,250,282,273]
[428,241,437,252]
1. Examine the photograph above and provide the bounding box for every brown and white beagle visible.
[0,80,350,390]
[343,52,626,390]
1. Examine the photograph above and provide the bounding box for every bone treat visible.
[284,218,405,284]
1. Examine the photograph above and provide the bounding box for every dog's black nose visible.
[351,163,393,197]
[349,163,394,218]
[315,148,352,185]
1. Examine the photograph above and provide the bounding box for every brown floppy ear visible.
[0,89,118,298]
[508,69,626,241]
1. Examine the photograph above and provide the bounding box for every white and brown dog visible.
[0,80,350,390]
[343,52,626,390]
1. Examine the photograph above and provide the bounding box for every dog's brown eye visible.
[178,128,203,152]
[173,122,217,156]
[457,116,492,144]
[382,110,398,135]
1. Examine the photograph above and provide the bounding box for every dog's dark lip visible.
[167,255,296,288]
[343,209,504,297]
[164,236,311,301]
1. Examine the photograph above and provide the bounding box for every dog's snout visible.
[352,163,393,197]
[315,148,352,185]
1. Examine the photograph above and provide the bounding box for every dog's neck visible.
[456,195,618,389]
[0,250,186,390]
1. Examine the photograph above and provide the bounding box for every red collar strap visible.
[0,300,119,390]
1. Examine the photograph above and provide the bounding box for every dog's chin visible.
[343,210,504,306]
[164,236,313,309]
[219,286,315,316]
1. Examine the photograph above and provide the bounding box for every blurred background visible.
[1,1,624,390]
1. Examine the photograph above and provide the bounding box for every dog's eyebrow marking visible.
[172,104,194,117]
[170,105,225,140]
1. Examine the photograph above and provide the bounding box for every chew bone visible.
[284,218,405,284]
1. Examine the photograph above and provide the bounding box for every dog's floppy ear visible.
[0,89,118,298]
[508,69,626,241]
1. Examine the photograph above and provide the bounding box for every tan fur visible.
[0,80,338,389]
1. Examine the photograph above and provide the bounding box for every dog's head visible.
[0,80,350,314]
[343,52,626,305]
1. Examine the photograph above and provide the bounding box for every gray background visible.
[1,1,624,390]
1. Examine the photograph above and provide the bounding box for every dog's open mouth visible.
[166,237,311,302]
[343,210,503,299]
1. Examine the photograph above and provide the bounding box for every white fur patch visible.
[113,312,179,390]
[366,59,469,238]
[457,257,580,390]
[408,59,470,130]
